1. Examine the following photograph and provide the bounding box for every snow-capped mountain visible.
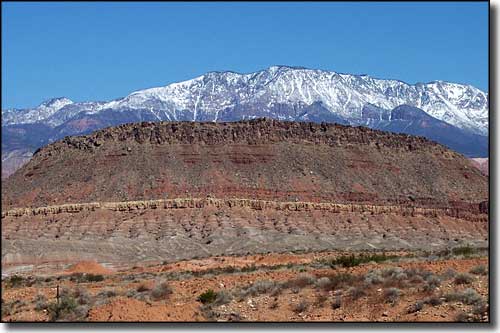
[2,65,488,135]
[1,65,489,178]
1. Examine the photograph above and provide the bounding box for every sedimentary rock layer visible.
[1,198,488,266]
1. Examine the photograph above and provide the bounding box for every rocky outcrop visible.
[35,119,449,158]
[1,198,488,223]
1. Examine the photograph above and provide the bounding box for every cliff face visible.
[2,119,488,209]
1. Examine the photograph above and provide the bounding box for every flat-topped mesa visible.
[3,119,487,209]
[34,118,450,157]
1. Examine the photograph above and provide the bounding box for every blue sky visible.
[2,1,488,109]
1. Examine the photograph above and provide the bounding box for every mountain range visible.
[1,65,488,178]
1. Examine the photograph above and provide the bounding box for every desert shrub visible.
[214,290,232,306]
[452,245,475,257]
[470,265,487,275]
[423,296,443,306]
[288,273,317,288]
[270,285,283,296]
[34,294,48,311]
[69,273,104,283]
[227,311,243,322]
[198,289,217,304]
[383,288,401,305]
[323,253,396,268]
[461,289,483,305]
[97,288,117,299]
[441,268,458,280]
[72,287,91,305]
[327,273,356,289]
[199,304,217,321]
[407,301,424,314]
[240,264,257,272]
[455,311,470,322]
[454,273,474,285]
[332,294,342,309]
[315,293,328,307]
[408,275,425,284]
[381,267,402,278]
[269,299,279,309]
[6,275,24,288]
[47,295,80,321]
[136,283,150,292]
[445,288,482,305]
[1,300,14,318]
[403,267,419,277]
[346,286,366,300]
[291,300,309,313]
[86,274,104,282]
[423,275,441,292]
[316,277,333,291]
[364,270,384,285]
[381,267,409,288]
[472,301,488,315]
[443,291,461,302]
[125,289,139,298]
[247,280,278,296]
[150,280,172,301]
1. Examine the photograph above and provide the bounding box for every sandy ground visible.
[1,250,489,322]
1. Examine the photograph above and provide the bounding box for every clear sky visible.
[2,1,488,109]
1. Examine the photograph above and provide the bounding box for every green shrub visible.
[198,289,217,304]
[452,246,475,257]
[47,296,78,321]
[85,274,104,282]
[323,253,396,268]
[69,273,104,283]
[6,275,24,288]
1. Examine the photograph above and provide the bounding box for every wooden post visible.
[56,285,60,305]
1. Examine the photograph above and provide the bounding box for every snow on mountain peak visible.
[39,97,73,109]
[2,66,488,136]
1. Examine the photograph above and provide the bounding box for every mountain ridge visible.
[3,65,488,134]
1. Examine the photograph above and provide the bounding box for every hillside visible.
[1,119,487,210]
